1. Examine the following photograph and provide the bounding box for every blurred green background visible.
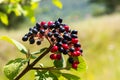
[0,0,120,80]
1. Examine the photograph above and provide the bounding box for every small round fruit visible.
[58,18,63,23]
[68,57,74,64]
[71,38,78,44]
[71,30,78,34]
[22,36,28,41]
[40,21,46,26]
[62,44,69,50]
[51,46,58,52]
[72,63,78,69]
[29,38,35,44]
[56,54,61,60]
[50,53,57,60]
[36,40,41,45]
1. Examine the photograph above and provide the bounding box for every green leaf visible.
[52,0,63,9]
[77,56,87,72]
[31,47,47,55]
[54,54,66,68]
[61,73,80,80]
[0,12,9,25]
[0,36,28,54]
[35,70,58,80]
[4,58,26,80]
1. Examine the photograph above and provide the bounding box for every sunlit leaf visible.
[4,58,26,80]
[0,36,28,54]
[0,12,9,25]
[52,0,63,9]
[54,54,66,68]
[61,73,80,80]
[77,56,87,72]
[35,70,58,80]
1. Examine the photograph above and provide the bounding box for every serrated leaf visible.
[0,12,9,25]
[52,0,63,9]
[61,73,80,80]
[31,47,47,55]
[35,70,58,80]
[4,58,26,80]
[77,56,87,72]
[54,54,66,68]
[0,36,28,54]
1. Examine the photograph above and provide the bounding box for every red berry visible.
[51,46,58,52]
[50,53,57,60]
[71,51,77,56]
[72,63,78,69]
[71,38,78,44]
[64,25,69,32]
[75,47,80,51]
[62,44,69,50]
[48,21,54,26]
[76,51,81,56]
[56,54,61,60]
[40,21,46,26]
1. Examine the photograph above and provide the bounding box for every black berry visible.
[71,30,78,34]
[69,47,75,52]
[36,40,41,45]
[58,18,63,23]
[22,36,28,41]
[68,57,74,64]
[29,37,35,44]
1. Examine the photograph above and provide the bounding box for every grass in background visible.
[0,13,120,80]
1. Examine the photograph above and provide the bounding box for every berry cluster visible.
[22,18,83,69]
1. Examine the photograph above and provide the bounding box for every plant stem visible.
[32,67,70,70]
[14,45,52,80]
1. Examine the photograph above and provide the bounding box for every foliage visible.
[0,36,87,80]
[89,0,120,14]
[0,0,62,28]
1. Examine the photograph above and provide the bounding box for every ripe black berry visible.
[68,57,74,64]
[47,32,53,37]
[54,32,59,37]
[71,30,78,34]
[58,18,63,23]
[52,29,56,33]
[58,47,64,52]
[36,40,41,45]
[57,36,63,42]
[71,34,78,38]
[56,42,62,47]
[50,24,55,29]
[55,21,60,28]
[40,29,45,35]
[59,26,65,33]
[36,22,40,28]
[80,48,83,53]
[43,24,48,29]
[29,37,35,44]
[32,28,38,34]
[28,31,33,36]
[69,47,75,52]
[74,42,81,47]
[22,36,28,41]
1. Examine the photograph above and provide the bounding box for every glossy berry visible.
[51,46,58,52]
[71,30,78,34]
[54,32,59,37]
[58,18,63,23]
[72,63,78,69]
[69,47,75,52]
[40,21,46,26]
[64,25,69,32]
[40,29,45,35]
[56,54,61,60]
[29,37,35,44]
[50,53,57,60]
[52,29,56,33]
[22,36,28,41]
[43,24,48,29]
[55,21,60,28]
[74,42,81,47]
[75,51,81,56]
[57,36,63,42]
[62,44,69,50]
[36,40,41,45]
[36,22,40,28]
[80,48,83,53]
[47,32,53,37]
[58,47,64,52]
[71,38,78,44]
[59,26,65,33]
[71,34,78,38]
[75,47,80,51]
[68,57,74,64]
[32,28,38,34]
[56,42,62,47]
[50,24,55,29]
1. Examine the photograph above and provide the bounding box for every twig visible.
[32,67,70,70]
[14,45,52,80]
